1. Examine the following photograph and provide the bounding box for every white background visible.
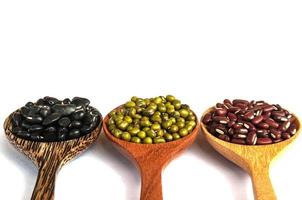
[0,0,302,199]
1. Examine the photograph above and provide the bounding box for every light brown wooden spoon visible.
[200,107,300,200]
[103,110,199,200]
[3,114,102,200]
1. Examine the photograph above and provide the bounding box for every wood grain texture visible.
[103,110,199,200]
[3,114,102,200]
[200,107,301,200]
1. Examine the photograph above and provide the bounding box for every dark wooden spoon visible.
[3,114,102,200]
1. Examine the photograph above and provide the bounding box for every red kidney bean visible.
[243,111,254,120]
[233,134,247,139]
[232,123,243,129]
[252,115,263,124]
[233,99,249,105]
[279,121,291,132]
[264,118,279,129]
[256,138,273,145]
[272,111,285,117]
[281,132,291,139]
[227,112,237,121]
[235,128,248,134]
[287,124,297,135]
[216,103,224,108]
[273,139,283,143]
[270,129,281,139]
[215,128,225,135]
[263,105,275,112]
[236,103,248,110]
[228,128,234,135]
[244,122,256,131]
[231,138,246,144]
[203,99,297,145]
[218,134,230,142]
[223,99,232,105]
[228,107,241,113]
[227,120,235,128]
[257,122,269,129]
[215,108,227,116]
[213,116,229,124]
[246,131,257,145]
[202,113,212,124]
[262,112,271,120]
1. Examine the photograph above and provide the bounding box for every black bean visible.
[20,106,30,117]
[43,132,57,141]
[21,121,32,129]
[44,96,60,105]
[58,117,71,127]
[12,113,22,126]
[36,98,46,105]
[57,132,67,141]
[52,104,76,116]
[71,97,90,109]
[82,113,93,125]
[39,106,51,117]
[72,110,85,120]
[30,133,44,141]
[28,125,44,133]
[12,127,23,134]
[63,98,71,104]
[24,114,43,124]
[10,97,101,142]
[45,126,57,133]
[69,120,82,129]
[69,129,81,138]
[43,113,62,126]
[16,130,31,138]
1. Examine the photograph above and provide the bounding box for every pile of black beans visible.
[10,96,101,142]
[202,99,297,145]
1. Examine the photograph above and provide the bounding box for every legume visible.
[10,97,101,142]
[107,95,196,144]
[202,99,297,145]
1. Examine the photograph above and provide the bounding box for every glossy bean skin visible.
[203,99,297,145]
[10,96,102,142]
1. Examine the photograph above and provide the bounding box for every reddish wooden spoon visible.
[103,111,199,200]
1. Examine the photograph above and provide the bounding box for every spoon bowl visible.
[4,114,102,200]
[200,107,300,200]
[103,109,199,200]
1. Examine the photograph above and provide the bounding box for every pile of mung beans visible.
[107,95,197,144]
[202,99,297,145]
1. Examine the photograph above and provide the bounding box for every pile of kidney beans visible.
[10,96,101,142]
[203,99,297,145]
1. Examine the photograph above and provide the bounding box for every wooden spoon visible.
[103,111,199,200]
[3,114,102,200]
[200,108,300,200]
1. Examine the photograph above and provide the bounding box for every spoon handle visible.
[31,158,61,200]
[140,165,163,200]
[250,165,277,200]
